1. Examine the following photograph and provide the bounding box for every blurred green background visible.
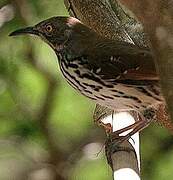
[0,0,173,180]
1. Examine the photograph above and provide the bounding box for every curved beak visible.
[9,26,39,36]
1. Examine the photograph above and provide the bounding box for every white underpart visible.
[60,59,161,112]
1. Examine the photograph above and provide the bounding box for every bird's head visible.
[9,16,93,52]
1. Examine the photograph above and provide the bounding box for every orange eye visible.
[46,25,53,32]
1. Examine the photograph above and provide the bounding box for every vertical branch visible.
[110,113,140,179]
[94,106,140,179]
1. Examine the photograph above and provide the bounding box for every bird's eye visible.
[46,25,53,33]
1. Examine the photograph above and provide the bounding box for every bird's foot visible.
[97,120,113,134]
[109,115,152,144]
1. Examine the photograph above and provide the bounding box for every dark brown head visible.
[9,16,96,53]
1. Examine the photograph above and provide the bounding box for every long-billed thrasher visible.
[9,16,173,143]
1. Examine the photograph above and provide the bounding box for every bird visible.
[9,16,171,143]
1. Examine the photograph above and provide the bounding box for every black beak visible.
[9,26,39,36]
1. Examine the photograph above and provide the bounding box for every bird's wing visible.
[89,40,159,84]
